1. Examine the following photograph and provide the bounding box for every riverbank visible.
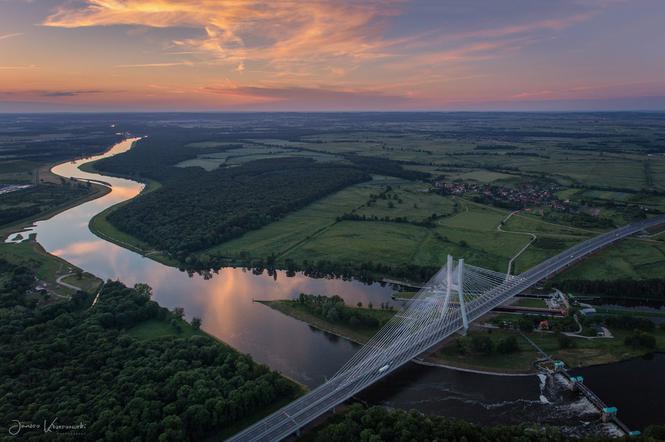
[1,180,111,241]
[257,299,392,345]
[78,157,179,267]
[0,164,112,298]
[0,239,103,298]
[261,298,665,375]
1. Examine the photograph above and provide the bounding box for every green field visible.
[0,240,102,298]
[554,237,665,281]
[513,297,547,308]
[210,177,534,274]
[62,114,665,283]
[433,326,665,372]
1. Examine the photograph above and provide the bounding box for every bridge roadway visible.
[229,215,665,442]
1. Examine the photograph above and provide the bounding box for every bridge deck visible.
[229,215,665,442]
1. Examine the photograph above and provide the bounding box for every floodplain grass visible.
[210,179,378,258]
[432,326,665,372]
[353,182,457,222]
[555,237,665,281]
[62,273,102,293]
[514,297,548,308]
[212,182,540,274]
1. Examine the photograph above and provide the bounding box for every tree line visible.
[557,279,665,300]
[294,293,392,329]
[313,403,663,442]
[107,157,370,260]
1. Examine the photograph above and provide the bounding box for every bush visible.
[624,330,656,349]
[470,334,493,355]
[557,333,575,349]
[496,336,519,354]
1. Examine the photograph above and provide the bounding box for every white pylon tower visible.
[457,258,469,332]
[445,255,469,332]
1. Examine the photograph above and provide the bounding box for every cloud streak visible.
[0,32,22,41]
[1,0,657,110]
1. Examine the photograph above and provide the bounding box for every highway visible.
[228,214,665,442]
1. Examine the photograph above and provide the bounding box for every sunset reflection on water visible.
[8,138,392,386]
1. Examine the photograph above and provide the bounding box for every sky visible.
[0,0,664,112]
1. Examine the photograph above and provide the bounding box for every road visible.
[229,214,665,442]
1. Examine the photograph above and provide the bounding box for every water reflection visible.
[573,353,665,429]
[6,138,390,387]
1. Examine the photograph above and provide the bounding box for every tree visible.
[557,333,575,349]
[326,307,340,323]
[191,317,202,330]
[173,306,185,319]
[518,317,533,332]
[470,334,493,355]
[134,283,153,298]
[496,336,519,354]
[624,330,656,349]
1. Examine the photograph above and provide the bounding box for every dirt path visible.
[55,273,83,291]
[497,210,537,275]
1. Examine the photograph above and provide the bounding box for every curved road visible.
[229,214,665,442]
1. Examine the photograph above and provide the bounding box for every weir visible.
[229,214,665,442]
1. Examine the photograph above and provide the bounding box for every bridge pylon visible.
[457,258,469,332]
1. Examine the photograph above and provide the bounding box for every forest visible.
[106,157,370,260]
[0,276,299,440]
[311,404,665,442]
[0,181,94,227]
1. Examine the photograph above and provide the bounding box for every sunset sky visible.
[1,0,664,111]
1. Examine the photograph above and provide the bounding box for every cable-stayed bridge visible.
[229,215,665,442]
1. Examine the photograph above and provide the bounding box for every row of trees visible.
[313,404,648,442]
[294,293,391,329]
[455,333,519,356]
[558,279,665,300]
[0,277,299,440]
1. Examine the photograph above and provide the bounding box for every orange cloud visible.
[43,0,401,73]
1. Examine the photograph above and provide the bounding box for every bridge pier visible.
[601,406,618,423]
[569,375,584,392]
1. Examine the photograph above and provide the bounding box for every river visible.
[7,138,665,433]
